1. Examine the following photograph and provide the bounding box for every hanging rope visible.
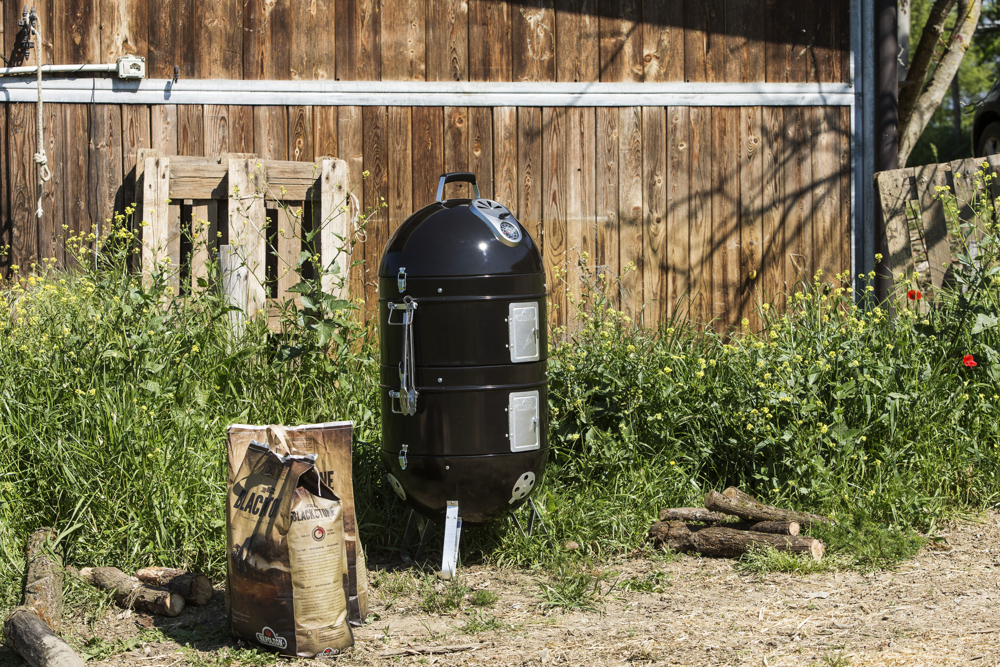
[29,14,50,220]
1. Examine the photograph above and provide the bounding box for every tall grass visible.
[1,170,999,611]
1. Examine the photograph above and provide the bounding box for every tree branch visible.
[899,0,982,165]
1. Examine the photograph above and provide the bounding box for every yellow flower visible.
[820,424,829,434]
[669,461,676,465]
[696,371,704,378]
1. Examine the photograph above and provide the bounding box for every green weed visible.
[617,570,672,593]
[734,543,847,577]
[534,560,612,613]
[458,610,506,634]
[419,577,469,614]
[469,588,499,607]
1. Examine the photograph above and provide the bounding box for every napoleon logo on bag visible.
[255,627,287,649]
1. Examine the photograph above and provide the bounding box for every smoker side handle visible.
[436,172,481,202]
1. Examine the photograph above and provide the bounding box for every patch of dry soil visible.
[6,513,1000,667]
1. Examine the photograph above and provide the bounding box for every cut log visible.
[704,489,833,528]
[648,521,825,560]
[722,487,760,504]
[135,567,213,606]
[79,567,184,617]
[728,521,801,536]
[23,529,63,632]
[4,609,85,667]
[658,508,734,523]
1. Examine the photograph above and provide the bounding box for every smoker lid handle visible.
[436,172,480,202]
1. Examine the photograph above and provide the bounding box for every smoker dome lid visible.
[378,198,544,278]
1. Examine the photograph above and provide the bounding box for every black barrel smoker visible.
[379,173,548,574]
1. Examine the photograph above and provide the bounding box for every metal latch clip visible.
[397,267,407,293]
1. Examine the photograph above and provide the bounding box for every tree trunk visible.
[898,0,982,165]
[658,508,734,523]
[3,610,85,667]
[704,489,833,527]
[728,520,801,536]
[23,529,62,633]
[79,567,184,617]
[135,567,213,606]
[648,521,824,560]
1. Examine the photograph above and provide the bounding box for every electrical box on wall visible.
[116,56,145,79]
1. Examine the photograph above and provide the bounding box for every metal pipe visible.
[0,63,116,76]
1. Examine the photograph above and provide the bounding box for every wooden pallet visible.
[136,150,353,325]
[875,153,1000,297]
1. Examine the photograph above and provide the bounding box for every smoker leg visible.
[441,501,462,580]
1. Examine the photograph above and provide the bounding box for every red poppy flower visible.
[963,354,977,368]
[907,289,922,300]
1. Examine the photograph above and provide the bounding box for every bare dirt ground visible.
[4,512,999,667]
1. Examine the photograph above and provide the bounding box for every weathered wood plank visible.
[335,0,381,81]
[152,105,178,155]
[469,0,511,81]
[542,107,567,328]
[89,104,124,236]
[556,0,599,82]
[595,107,620,299]
[320,158,352,299]
[362,106,388,321]
[388,106,412,235]
[198,0,241,78]
[517,106,544,245]
[811,106,843,286]
[511,0,555,82]
[167,164,228,199]
[141,156,171,271]
[122,106,152,214]
[177,105,204,156]
[337,106,364,302]
[275,202,303,302]
[619,106,644,315]
[915,162,952,290]
[723,0,747,83]
[37,102,64,265]
[493,107,518,213]
[642,106,667,326]
[665,106,689,321]
[314,106,338,158]
[190,199,218,292]
[564,107,596,306]
[642,1,683,82]
[469,107,493,200]
[598,0,642,82]
[712,106,741,332]
[382,0,425,81]
[227,157,268,316]
[761,105,784,308]
[148,0,194,78]
[288,106,314,161]
[228,106,255,153]
[57,0,99,64]
[204,105,230,159]
[783,106,814,291]
[290,0,335,80]
[63,105,91,249]
[684,2,708,83]
[260,161,321,200]
[689,106,712,325]
[254,107,289,160]
[443,107,470,198]
[837,106,851,282]
[0,106,6,275]
[8,103,37,270]
[100,0,148,61]
[739,106,763,329]
[704,0,726,81]
[411,107,444,209]
[426,0,469,81]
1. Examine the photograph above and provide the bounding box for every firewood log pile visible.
[4,527,215,667]
[648,487,833,561]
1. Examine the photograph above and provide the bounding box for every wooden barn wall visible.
[0,0,849,83]
[0,0,852,328]
[0,102,851,329]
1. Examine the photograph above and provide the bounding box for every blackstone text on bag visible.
[227,440,353,657]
